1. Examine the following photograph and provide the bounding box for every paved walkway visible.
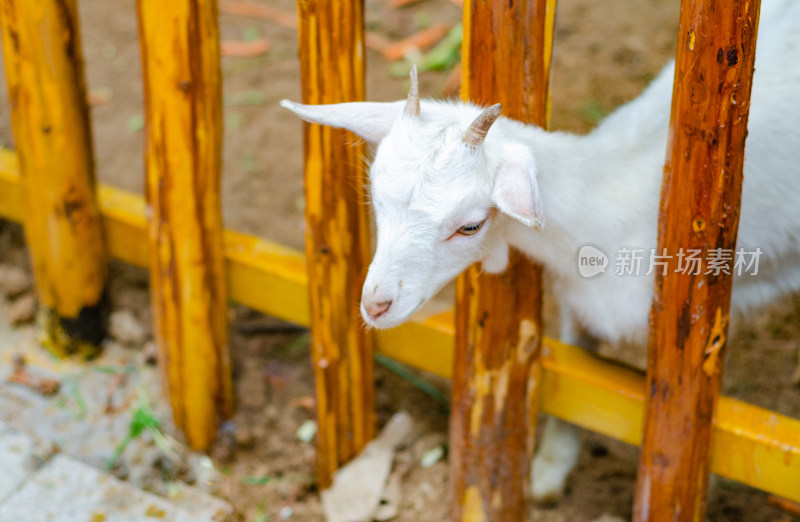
[0,300,232,521]
[0,425,230,521]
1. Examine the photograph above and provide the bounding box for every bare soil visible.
[1,0,799,521]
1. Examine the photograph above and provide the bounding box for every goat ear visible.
[492,146,545,229]
[280,99,404,143]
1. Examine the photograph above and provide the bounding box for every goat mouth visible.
[361,298,426,330]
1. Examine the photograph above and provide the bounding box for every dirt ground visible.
[1,0,799,520]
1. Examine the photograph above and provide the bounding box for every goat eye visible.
[457,220,485,236]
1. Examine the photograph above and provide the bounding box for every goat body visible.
[283,0,800,503]
[285,2,800,342]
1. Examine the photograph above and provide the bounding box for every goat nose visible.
[363,297,393,320]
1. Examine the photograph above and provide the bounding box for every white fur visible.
[282,0,800,503]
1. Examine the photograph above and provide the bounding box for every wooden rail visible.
[451,0,556,520]
[1,154,798,502]
[0,0,109,357]
[634,1,763,520]
[295,0,375,488]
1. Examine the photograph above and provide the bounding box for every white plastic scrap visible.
[420,446,444,468]
[296,419,317,442]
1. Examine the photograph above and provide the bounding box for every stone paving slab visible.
[0,454,232,522]
[0,299,233,521]
[0,422,53,503]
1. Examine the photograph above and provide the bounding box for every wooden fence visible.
[0,0,798,520]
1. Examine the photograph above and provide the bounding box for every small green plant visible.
[242,474,274,486]
[581,99,608,125]
[126,114,145,133]
[374,353,449,410]
[56,377,88,420]
[252,503,271,522]
[390,24,463,77]
[93,364,135,375]
[105,390,175,471]
[242,27,261,43]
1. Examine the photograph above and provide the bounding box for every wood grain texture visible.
[137,0,233,450]
[295,0,374,488]
[633,1,761,520]
[0,0,109,357]
[451,1,556,520]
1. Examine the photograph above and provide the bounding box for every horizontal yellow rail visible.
[0,147,798,501]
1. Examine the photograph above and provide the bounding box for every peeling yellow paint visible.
[469,349,490,437]
[491,489,503,510]
[144,505,166,518]
[462,486,486,522]
[517,318,539,364]
[493,360,511,417]
[702,308,727,377]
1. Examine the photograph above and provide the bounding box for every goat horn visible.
[404,64,420,117]
[462,103,503,148]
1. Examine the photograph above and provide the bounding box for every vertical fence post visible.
[136,0,233,450]
[0,0,109,357]
[295,0,374,488]
[450,1,556,520]
[633,1,761,520]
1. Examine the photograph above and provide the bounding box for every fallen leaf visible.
[87,86,113,106]
[7,355,60,395]
[219,0,389,55]
[767,495,800,517]
[288,395,315,411]
[390,0,424,7]
[219,0,297,30]
[321,411,413,522]
[221,39,270,57]
[382,23,453,62]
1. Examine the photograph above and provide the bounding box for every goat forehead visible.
[370,115,490,222]
[375,118,470,171]
[411,178,487,215]
[372,147,485,204]
[373,178,489,230]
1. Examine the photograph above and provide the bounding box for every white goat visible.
[282,0,800,504]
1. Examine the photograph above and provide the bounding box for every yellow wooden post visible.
[450,1,557,520]
[0,0,109,357]
[136,0,233,450]
[295,0,374,488]
[633,1,761,520]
